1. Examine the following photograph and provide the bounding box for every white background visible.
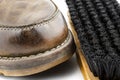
[0,0,120,80]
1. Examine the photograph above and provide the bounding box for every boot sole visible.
[0,30,75,76]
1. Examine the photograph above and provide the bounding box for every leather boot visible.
[0,0,76,76]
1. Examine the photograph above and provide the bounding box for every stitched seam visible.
[0,32,70,60]
[0,9,60,30]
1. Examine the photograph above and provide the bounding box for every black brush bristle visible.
[66,0,120,80]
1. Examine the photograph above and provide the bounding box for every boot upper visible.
[0,0,68,57]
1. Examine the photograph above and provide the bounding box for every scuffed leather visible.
[0,0,68,57]
[0,0,56,26]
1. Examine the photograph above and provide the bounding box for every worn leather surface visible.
[0,0,56,26]
[0,0,68,57]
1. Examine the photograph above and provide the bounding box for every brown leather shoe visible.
[0,0,75,76]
